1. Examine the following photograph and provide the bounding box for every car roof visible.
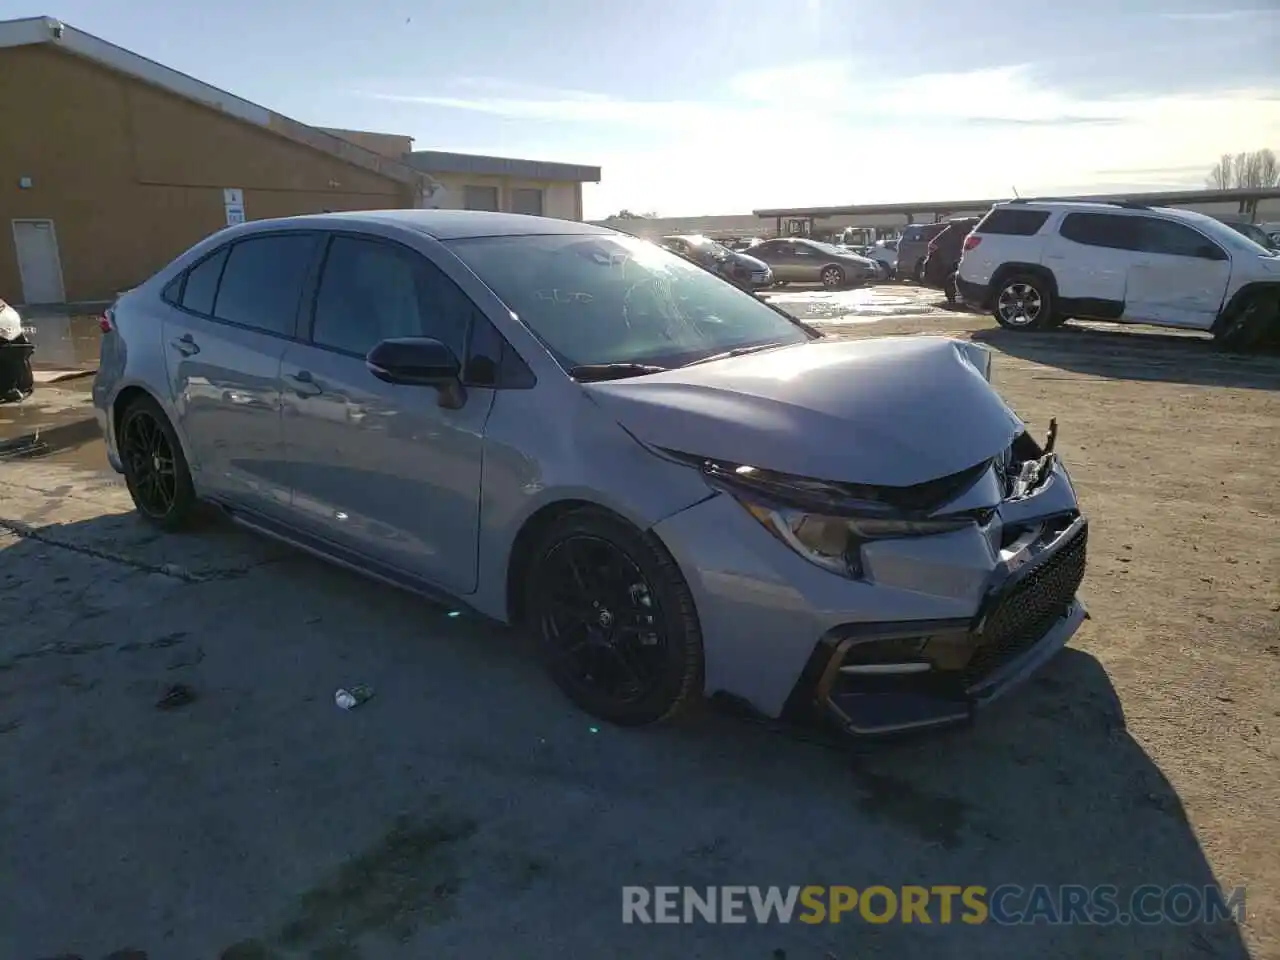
[229,209,615,241]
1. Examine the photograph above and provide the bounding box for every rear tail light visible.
[99,309,114,333]
[963,235,983,251]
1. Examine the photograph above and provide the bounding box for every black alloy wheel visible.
[527,509,703,726]
[119,396,198,530]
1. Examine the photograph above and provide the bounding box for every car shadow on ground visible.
[972,323,1280,391]
[0,512,1252,959]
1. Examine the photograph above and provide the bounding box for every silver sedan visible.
[94,210,1088,737]
[749,237,882,287]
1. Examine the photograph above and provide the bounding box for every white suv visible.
[955,200,1280,350]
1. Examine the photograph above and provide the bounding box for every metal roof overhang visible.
[754,187,1280,219]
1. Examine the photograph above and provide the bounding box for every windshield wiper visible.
[684,341,790,367]
[569,362,667,382]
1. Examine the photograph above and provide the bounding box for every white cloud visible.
[365,62,1280,218]
[1161,9,1273,21]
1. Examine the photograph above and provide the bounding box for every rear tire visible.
[992,273,1054,330]
[524,508,704,727]
[118,395,199,531]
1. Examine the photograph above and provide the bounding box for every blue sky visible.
[8,0,1279,216]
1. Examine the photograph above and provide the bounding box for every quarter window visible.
[310,236,470,359]
[212,234,316,336]
[179,247,228,315]
[976,208,1050,236]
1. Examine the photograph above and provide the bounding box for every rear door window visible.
[212,234,318,337]
[1058,213,1140,251]
[179,247,228,315]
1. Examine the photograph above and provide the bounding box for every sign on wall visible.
[223,188,245,226]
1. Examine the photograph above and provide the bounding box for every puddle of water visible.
[766,285,947,321]
[21,312,102,369]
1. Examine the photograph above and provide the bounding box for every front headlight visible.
[739,500,974,578]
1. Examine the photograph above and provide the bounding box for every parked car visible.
[897,222,950,283]
[658,235,773,289]
[922,217,981,299]
[866,239,899,276]
[1223,220,1280,253]
[956,200,1280,350]
[93,210,1089,736]
[748,238,881,287]
[0,297,35,401]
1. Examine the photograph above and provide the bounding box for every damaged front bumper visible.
[804,515,1088,736]
[651,425,1089,738]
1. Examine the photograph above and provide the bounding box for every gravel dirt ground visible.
[1,299,1277,960]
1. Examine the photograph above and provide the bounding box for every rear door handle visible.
[285,370,323,397]
[169,333,199,356]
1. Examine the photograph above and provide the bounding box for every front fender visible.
[468,388,715,621]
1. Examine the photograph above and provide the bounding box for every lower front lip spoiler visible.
[819,600,1087,737]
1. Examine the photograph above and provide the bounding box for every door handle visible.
[169,333,199,356]
[285,370,323,397]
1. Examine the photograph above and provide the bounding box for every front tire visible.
[821,265,846,289]
[1214,291,1278,352]
[993,273,1054,330]
[525,508,703,727]
[118,395,199,531]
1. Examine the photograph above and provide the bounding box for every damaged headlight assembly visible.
[738,500,974,579]
[663,457,984,580]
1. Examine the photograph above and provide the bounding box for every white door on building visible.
[11,219,67,304]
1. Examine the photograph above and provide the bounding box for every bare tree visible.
[1206,148,1280,189]
[1207,153,1234,189]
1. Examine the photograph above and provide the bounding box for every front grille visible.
[751,270,769,282]
[962,525,1088,685]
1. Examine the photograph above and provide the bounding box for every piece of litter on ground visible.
[155,683,196,710]
[588,726,599,734]
[447,610,461,618]
[334,684,374,710]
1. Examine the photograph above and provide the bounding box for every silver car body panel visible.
[585,337,1021,487]
[95,210,1087,727]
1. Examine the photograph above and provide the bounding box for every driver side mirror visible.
[366,337,466,409]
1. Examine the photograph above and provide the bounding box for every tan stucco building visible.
[0,16,600,305]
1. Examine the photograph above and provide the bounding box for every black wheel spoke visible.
[122,410,178,518]
[535,534,669,707]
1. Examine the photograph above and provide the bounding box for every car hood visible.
[584,337,1024,487]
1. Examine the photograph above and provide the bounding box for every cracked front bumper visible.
[651,455,1089,735]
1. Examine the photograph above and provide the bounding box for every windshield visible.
[446,233,813,370]
[691,238,731,260]
[1229,222,1277,251]
[1175,210,1274,257]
